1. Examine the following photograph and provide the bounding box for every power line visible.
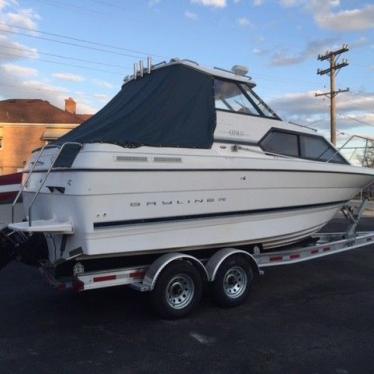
[338,115,374,128]
[0,43,130,70]
[87,0,130,12]
[0,27,149,59]
[0,82,113,101]
[0,50,124,75]
[0,21,164,58]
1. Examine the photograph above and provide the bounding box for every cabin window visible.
[261,131,299,157]
[260,129,348,164]
[214,80,261,116]
[299,135,346,163]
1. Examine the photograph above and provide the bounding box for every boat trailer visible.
[0,200,373,318]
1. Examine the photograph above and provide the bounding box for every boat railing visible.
[326,135,374,166]
[11,144,47,223]
[11,142,82,226]
[27,142,82,227]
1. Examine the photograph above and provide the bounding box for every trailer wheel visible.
[212,255,253,307]
[150,261,203,319]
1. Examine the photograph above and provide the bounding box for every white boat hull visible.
[18,149,373,262]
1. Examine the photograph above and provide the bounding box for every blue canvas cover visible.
[57,64,216,149]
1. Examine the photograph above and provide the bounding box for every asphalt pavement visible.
[1,218,374,374]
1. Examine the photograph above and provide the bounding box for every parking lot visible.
[1,217,374,374]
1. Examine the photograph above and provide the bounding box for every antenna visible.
[147,56,152,74]
[139,60,144,77]
[133,62,138,79]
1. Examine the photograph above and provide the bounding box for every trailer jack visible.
[341,199,368,238]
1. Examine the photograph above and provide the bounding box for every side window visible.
[261,131,299,157]
[260,129,348,164]
[300,135,346,164]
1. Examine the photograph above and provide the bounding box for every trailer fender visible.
[143,252,208,291]
[206,248,259,282]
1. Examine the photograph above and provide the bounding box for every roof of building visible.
[0,99,92,124]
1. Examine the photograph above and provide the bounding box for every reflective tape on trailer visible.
[77,267,146,291]
[257,232,374,267]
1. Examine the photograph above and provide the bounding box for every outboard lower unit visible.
[0,228,48,270]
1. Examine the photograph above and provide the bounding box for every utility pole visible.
[315,44,350,145]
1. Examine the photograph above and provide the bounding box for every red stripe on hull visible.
[0,173,22,186]
[0,191,18,204]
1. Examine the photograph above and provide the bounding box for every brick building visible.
[0,98,91,175]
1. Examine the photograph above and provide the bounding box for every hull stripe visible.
[93,199,348,229]
[24,168,374,177]
[0,191,19,205]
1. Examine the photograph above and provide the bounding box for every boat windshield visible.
[214,79,279,119]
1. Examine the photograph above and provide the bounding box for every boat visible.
[8,58,374,266]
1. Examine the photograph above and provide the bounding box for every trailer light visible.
[323,247,331,252]
[310,249,319,254]
[270,256,283,262]
[93,274,116,282]
[289,254,300,259]
[129,271,145,279]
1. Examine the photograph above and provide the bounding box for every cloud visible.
[5,8,40,30]
[191,0,226,8]
[2,63,37,77]
[93,93,110,103]
[0,65,97,114]
[279,0,302,7]
[92,79,113,89]
[0,1,39,63]
[271,37,337,66]
[148,0,161,7]
[253,0,264,6]
[315,4,374,32]
[0,35,38,62]
[185,10,198,20]
[237,17,252,27]
[252,47,268,56]
[0,1,98,114]
[269,90,374,130]
[269,91,374,117]
[277,0,374,32]
[0,0,17,11]
[52,72,85,82]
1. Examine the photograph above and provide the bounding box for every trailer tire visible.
[150,261,203,319]
[212,254,253,308]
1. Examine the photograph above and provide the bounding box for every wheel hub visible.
[166,274,195,310]
[223,266,248,299]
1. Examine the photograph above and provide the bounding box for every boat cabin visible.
[58,58,347,165]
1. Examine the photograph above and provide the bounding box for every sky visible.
[0,0,373,144]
